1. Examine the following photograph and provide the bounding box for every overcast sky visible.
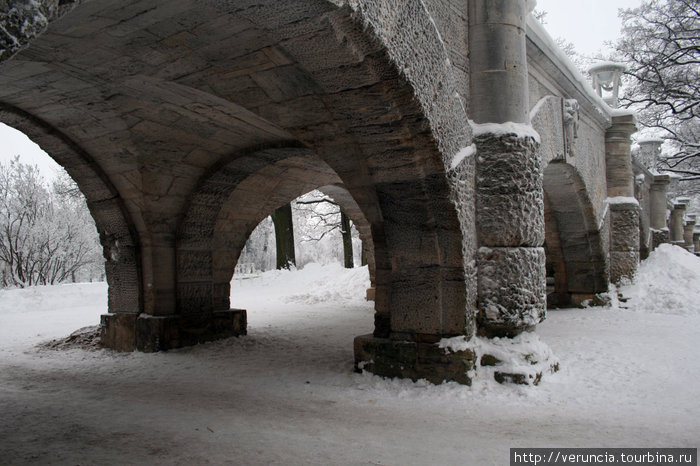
[1,1,645,178]
[535,0,643,56]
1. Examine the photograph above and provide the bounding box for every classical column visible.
[683,215,696,252]
[649,174,671,249]
[670,201,687,244]
[693,232,700,253]
[606,114,639,283]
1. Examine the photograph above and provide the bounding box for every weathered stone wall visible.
[527,19,611,227]
[527,18,613,302]
[1,1,625,383]
[343,0,477,335]
[0,0,81,61]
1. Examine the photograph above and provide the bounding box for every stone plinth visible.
[354,334,476,385]
[609,200,640,283]
[101,309,247,352]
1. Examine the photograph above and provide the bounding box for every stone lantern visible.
[589,62,626,107]
[637,138,664,171]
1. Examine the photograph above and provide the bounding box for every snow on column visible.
[468,0,546,338]
[605,113,640,283]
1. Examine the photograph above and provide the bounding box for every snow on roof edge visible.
[525,16,615,121]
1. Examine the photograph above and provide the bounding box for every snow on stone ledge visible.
[469,120,541,144]
[609,108,637,118]
[606,196,639,206]
[450,144,476,170]
[439,332,558,385]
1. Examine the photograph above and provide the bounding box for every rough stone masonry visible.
[1,0,659,385]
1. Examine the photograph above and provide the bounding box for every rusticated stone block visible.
[477,247,546,337]
[354,334,476,385]
[101,309,246,352]
[135,309,247,352]
[651,228,670,251]
[610,203,640,251]
[100,313,137,351]
[475,133,544,247]
[609,251,639,284]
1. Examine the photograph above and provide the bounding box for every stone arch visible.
[175,145,381,317]
[0,103,141,318]
[176,145,364,313]
[168,1,470,339]
[1,0,472,359]
[543,161,609,307]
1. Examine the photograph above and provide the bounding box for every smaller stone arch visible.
[543,161,609,307]
[176,145,380,317]
[0,103,142,346]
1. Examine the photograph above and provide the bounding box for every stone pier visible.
[605,114,639,283]
[649,174,671,249]
[683,215,696,253]
[670,201,688,245]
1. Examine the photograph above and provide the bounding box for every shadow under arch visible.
[1,0,471,355]
[172,2,469,340]
[543,160,609,307]
[0,103,142,317]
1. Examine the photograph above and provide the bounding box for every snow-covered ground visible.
[1,246,699,465]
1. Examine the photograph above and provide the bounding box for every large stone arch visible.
[543,161,609,307]
[0,103,142,323]
[160,1,471,340]
[1,0,483,381]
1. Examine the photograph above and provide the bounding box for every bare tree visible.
[271,202,296,270]
[616,0,700,185]
[294,192,355,269]
[0,157,102,287]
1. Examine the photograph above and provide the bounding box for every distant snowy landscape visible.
[1,244,699,465]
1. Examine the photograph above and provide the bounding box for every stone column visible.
[468,0,545,339]
[683,215,696,252]
[693,231,700,253]
[649,174,671,249]
[606,114,639,283]
[468,0,529,125]
[670,201,687,244]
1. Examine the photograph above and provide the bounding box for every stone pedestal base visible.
[355,333,559,386]
[353,334,476,385]
[101,309,247,352]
